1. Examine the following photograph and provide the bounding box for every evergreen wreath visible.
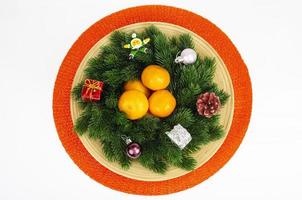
[72,26,229,174]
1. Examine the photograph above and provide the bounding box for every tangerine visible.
[124,80,150,97]
[118,90,149,120]
[141,65,170,90]
[148,90,176,118]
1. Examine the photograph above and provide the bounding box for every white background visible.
[1,0,302,199]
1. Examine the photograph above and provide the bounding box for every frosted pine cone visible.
[196,92,221,118]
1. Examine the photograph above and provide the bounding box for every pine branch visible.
[198,57,216,82]
[136,115,161,133]
[110,31,130,47]
[101,141,117,162]
[87,107,112,139]
[201,83,230,106]
[138,142,167,174]
[74,105,92,135]
[165,108,195,129]
[154,33,174,73]
[159,137,183,165]
[173,155,196,171]
[178,34,194,50]
[71,81,83,101]
[104,93,118,109]
[72,26,230,174]
[71,81,89,109]
[102,64,139,86]
[209,124,225,141]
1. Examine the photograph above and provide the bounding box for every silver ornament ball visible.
[175,48,197,65]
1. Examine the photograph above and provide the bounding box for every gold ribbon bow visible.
[84,80,102,99]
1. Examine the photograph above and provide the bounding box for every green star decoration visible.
[123,33,150,59]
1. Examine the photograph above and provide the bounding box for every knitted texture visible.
[53,5,252,195]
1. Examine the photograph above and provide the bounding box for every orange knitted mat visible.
[53,5,252,195]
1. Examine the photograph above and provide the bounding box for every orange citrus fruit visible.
[148,90,176,118]
[118,90,149,120]
[124,80,150,97]
[141,65,170,90]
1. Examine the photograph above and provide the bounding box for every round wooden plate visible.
[53,5,252,195]
[70,22,234,181]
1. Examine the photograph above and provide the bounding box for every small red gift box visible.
[81,79,104,102]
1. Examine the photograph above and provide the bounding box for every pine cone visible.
[196,92,221,118]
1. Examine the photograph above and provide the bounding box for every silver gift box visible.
[165,124,192,150]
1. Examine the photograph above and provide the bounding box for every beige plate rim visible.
[70,22,235,182]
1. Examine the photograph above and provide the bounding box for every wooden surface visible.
[70,22,235,181]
